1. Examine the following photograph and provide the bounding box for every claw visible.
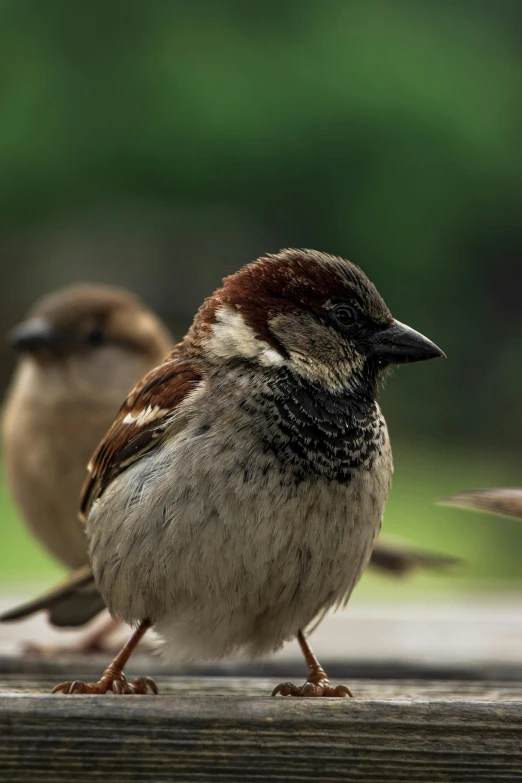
[69,680,88,694]
[51,681,72,694]
[51,672,158,696]
[272,682,300,697]
[333,684,353,697]
[272,678,353,698]
[135,676,158,694]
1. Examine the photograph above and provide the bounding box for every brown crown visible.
[188,248,390,350]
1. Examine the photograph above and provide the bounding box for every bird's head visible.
[8,283,172,398]
[192,248,444,395]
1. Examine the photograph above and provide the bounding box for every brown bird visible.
[2,283,173,647]
[42,248,444,698]
[0,283,452,645]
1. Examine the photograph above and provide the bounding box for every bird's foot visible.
[51,665,157,695]
[272,667,353,698]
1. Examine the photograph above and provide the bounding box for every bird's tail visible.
[440,488,522,520]
[370,539,461,577]
[0,564,105,627]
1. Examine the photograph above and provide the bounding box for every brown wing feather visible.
[80,353,202,519]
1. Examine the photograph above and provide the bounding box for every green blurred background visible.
[1,0,521,594]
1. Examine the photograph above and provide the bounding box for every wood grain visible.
[1,677,522,782]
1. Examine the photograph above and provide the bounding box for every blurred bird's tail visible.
[0,564,105,627]
[440,488,522,520]
[370,539,461,577]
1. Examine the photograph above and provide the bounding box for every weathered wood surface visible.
[1,676,522,782]
[3,673,522,699]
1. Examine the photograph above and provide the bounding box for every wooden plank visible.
[3,674,522,700]
[1,684,522,782]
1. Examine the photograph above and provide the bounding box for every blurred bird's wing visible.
[0,565,104,628]
[80,351,202,519]
[441,488,522,519]
[369,537,462,577]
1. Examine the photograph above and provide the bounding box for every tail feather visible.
[0,564,105,628]
[440,488,522,520]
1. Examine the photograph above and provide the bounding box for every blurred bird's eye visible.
[86,327,107,347]
[332,304,357,327]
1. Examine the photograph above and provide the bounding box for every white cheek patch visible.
[205,306,284,366]
[123,405,170,426]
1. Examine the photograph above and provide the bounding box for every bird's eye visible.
[86,327,107,347]
[332,304,357,327]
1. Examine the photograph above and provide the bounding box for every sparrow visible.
[0,284,452,639]
[2,283,173,646]
[43,248,444,698]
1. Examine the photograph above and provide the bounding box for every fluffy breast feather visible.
[86,363,392,662]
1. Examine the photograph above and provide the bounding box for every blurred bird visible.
[2,283,173,648]
[41,248,444,698]
[441,489,522,519]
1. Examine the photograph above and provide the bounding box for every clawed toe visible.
[272,679,353,698]
[52,680,101,694]
[51,673,158,695]
[123,675,158,694]
[271,681,299,697]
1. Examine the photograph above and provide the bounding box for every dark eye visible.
[332,304,357,327]
[86,327,107,347]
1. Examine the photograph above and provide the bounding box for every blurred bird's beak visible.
[367,319,445,364]
[8,317,61,356]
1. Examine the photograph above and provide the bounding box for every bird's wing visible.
[440,488,522,519]
[0,564,105,627]
[80,353,203,519]
[369,537,461,577]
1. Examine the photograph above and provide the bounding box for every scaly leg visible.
[52,619,157,694]
[272,630,353,698]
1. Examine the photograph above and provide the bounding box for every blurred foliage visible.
[0,1,522,583]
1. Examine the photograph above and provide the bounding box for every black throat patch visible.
[260,368,387,483]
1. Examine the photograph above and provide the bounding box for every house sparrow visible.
[441,489,522,519]
[0,284,450,638]
[2,283,172,646]
[44,248,444,698]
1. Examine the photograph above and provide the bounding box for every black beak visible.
[367,319,445,365]
[8,317,61,355]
